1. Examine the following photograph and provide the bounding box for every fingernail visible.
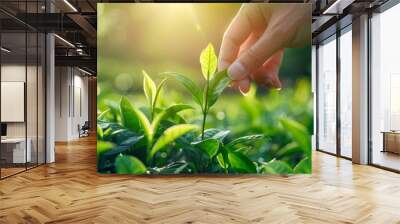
[228,62,247,80]
[238,79,250,96]
[239,86,249,96]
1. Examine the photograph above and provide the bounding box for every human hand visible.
[218,4,311,93]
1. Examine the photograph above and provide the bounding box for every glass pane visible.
[1,30,27,177]
[317,37,337,154]
[371,4,400,171]
[340,29,352,158]
[27,30,38,169]
[38,33,45,165]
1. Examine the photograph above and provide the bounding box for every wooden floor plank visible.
[1,136,400,223]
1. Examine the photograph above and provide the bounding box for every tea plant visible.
[97,43,312,174]
[163,43,230,139]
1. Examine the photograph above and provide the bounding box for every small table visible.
[381,131,400,154]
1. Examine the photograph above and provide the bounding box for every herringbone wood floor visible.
[1,136,400,224]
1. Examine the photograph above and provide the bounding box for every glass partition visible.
[339,27,352,158]
[1,30,28,177]
[370,3,400,171]
[317,35,337,154]
[0,2,46,179]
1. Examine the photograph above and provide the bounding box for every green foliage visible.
[120,97,141,132]
[97,42,313,175]
[115,155,146,174]
[228,150,257,173]
[192,138,219,158]
[162,72,203,109]
[206,69,230,108]
[149,124,198,162]
[200,43,217,80]
[167,44,230,139]
[142,70,167,120]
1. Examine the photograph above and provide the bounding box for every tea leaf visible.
[153,78,168,109]
[206,69,230,108]
[97,141,114,156]
[200,43,217,80]
[228,151,257,173]
[261,160,293,174]
[192,138,219,158]
[97,124,104,139]
[275,142,303,158]
[200,129,230,142]
[143,70,157,109]
[115,155,146,174]
[217,150,229,170]
[226,134,264,148]
[120,97,140,132]
[279,118,311,158]
[120,96,152,145]
[98,109,110,121]
[149,124,198,161]
[163,72,203,108]
[152,104,193,132]
[293,157,311,174]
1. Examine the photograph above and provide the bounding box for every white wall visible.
[55,67,89,141]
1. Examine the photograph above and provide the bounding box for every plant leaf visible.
[153,78,168,109]
[228,151,257,173]
[119,97,140,132]
[191,138,219,158]
[97,141,114,156]
[152,104,193,132]
[97,124,104,139]
[226,134,264,148]
[115,155,147,174]
[207,69,230,108]
[149,124,198,161]
[97,109,110,120]
[163,72,203,108]
[200,43,217,80]
[217,151,229,170]
[202,128,230,141]
[275,142,303,158]
[143,70,157,108]
[293,157,311,174]
[120,97,152,145]
[280,118,311,158]
[261,160,293,174]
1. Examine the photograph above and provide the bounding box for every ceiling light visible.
[1,47,11,53]
[54,34,75,48]
[78,67,92,76]
[323,0,354,15]
[63,0,78,12]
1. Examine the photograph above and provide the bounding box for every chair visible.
[78,121,90,138]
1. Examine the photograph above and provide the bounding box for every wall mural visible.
[97,3,312,174]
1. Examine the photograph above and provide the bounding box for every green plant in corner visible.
[163,43,230,139]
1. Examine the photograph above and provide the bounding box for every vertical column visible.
[46,1,55,163]
[311,45,317,150]
[352,14,369,164]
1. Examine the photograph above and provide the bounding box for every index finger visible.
[218,6,252,71]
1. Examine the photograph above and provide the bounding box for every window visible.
[339,27,352,158]
[370,3,400,171]
[317,36,337,154]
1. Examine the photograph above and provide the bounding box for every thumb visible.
[227,30,284,81]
